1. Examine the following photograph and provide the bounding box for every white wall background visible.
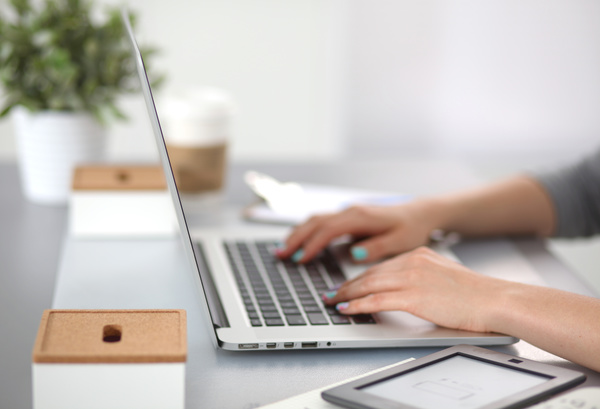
[1,0,599,163]
[344,0,600,163]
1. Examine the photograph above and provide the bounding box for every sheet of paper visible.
[258,357,415,409]
[244,182,412,225]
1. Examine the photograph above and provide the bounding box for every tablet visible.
[322,345,586,409]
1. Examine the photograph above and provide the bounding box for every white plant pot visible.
[13,108,106,205]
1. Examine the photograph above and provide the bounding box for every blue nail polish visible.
[351,246,368,261]
[323,291,337,299]
[336,302,349,311]
[291,249,304,262]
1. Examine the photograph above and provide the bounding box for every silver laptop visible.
[123,12,543,351]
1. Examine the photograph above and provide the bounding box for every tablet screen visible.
[361,355,551,409]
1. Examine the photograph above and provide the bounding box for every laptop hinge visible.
[193,242,230,329]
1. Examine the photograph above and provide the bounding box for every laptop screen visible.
[121,10,221,347]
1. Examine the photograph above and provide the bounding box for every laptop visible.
[123,12,542,351]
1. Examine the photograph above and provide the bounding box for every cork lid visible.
[32,310,187,364]
[72,166,167,191]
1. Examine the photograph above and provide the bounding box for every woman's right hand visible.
[276,199,445,263]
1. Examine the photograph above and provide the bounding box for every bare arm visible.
[493,282,600,371]
[434,175,556,238]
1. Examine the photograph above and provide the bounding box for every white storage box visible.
[32,309,187,409]
[69,166,177,238]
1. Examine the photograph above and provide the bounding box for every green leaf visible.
[0,0,164,124]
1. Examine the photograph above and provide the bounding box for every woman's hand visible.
[277,176,556,264]
[323,246,600,372]
[323,247,511,333]
[277,199,445,263]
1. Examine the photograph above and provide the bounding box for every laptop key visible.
[282,308,301,315]
[307,313,329,325]
[286,315,307,326]
[297,292,314,300]
[250,319,263,327]
[325,307,340,316]
[265,318,285,326]
[303,305,322,313]
[352,314,376,324]
[331,315,351,325]
[277,294,294,302]
[262,312,281,319]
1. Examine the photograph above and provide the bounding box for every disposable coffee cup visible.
[161,88,234,193]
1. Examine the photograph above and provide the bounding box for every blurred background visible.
[1,0,599,166]
[1,0,599,287]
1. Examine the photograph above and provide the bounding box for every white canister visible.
[69,165,178,238]
[32,309,187,409]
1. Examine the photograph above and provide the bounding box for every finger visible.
[324,268,407,305]
[349,231,406,263]
[335,291,413,315]
[297,212,392,262]
[282,211,377,263]
[276,214,330,259]
[321,250,423,305]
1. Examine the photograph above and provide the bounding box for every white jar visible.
[32,309,187,409]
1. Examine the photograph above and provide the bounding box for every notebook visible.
[123,11,534,351]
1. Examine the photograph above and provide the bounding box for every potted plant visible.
[0,0,160,204]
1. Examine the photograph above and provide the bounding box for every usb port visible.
[238,343,259,350]
[266,343,276,349]
[284,342,294,349]
[302,342,318,348]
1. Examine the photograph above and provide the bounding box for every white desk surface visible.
[2,159,600,409]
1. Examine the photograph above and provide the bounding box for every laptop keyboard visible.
[224,241,376,327]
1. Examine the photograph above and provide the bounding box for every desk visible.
[2,159,599,409]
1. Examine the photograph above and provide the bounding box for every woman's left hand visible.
[323,246,513,333]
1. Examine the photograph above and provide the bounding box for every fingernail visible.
[291,249,304,263]
[322,291,337,300]
[351,246,368,261]
[336,302,349,311]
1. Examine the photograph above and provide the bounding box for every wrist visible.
[481,280,531,335]
[415,196,461,234]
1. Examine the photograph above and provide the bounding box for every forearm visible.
[426,176,556,238]
[489,283,600,372]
